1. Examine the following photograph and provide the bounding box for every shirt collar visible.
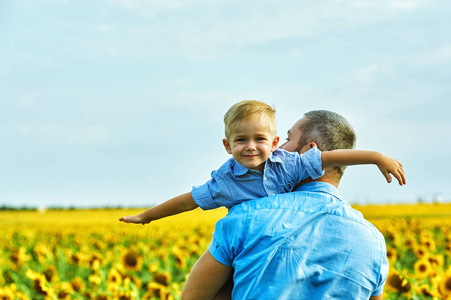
[267,149,283,163]
[294,181,342,200]
[233,150,282,176]
[233,160,252,176]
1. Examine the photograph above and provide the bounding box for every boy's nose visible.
[246,143,256,151]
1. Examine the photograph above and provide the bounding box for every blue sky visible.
[1,0,450,208]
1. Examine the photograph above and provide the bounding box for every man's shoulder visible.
[229,184,381,234]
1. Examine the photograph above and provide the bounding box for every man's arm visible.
[119,192,199,224]
[370,294,383,300]
[182,250,233,300]
[321,150,406,185]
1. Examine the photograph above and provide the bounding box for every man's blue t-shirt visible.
[192,147,323,209]
[209,181,389,299]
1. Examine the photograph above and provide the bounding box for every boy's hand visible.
[119,215,150,225]
[376,153,406,186]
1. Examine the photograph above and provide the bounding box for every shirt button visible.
[264,177,267,180]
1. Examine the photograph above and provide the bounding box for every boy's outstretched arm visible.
[321,150,406,186]
[119,192,199,224]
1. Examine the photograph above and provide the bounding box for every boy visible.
[119,100,405,224]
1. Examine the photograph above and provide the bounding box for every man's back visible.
[209,182,389,299]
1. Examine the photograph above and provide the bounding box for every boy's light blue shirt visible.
[192,147,323,209]
[209,181,389,299]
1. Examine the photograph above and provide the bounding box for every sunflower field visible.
[2,203,451,300]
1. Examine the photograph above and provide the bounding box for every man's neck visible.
[296,172,340,189]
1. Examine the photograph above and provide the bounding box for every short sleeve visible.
[298,147,324,180]
[191,177,220,210]
[372,249,390,296]
[192,168,243,210]
[208,206,247,267]
[208,236,233,267]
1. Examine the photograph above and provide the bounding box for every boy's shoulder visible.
[272,148,296,156]
[269,148,300,163]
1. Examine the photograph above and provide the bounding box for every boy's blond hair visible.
[224,100,276,139]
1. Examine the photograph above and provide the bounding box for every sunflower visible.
[70,276,86,292]
[143,282,165,299]
[108,267,122,285]
[413,244,429,259]
[403,236,417,249]
[445,242,451,254]
[386,269,411,293]
[414,258,433,278]
[0,286,13,300]
[55,282,74,300]
[89,274,102,287]
[33,243,52,263]
[90,252,105,268]
[95,293,109,300]
[116,289,137,300]
[420,237,436,252]
[439,269,451,297]
[10,247,31,268]
[121,249,143,272]
[42,265,59,283]
[0,283,30,300]
[153,271,171,286]
[429,254,445,268]
[149,262,159,274]
[414,283,439,298]
[70,251,85,265]
[143,282,174,300]
[33,274,54,297]
[386,248,397,264]
[93,240,107,251]
[122,274,142,290]
[107,268,122,292]
[157,248,169,260]
[91,259,101,273]
[175,253,187,270]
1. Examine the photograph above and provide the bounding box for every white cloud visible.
[429,45,451,63]
[31,0,433,63]
[19,125,32,135]
[105,0,226,15]
[39,124,112,145]
[407,45,451,67]
[19,95,36,108]
[340,64,393,89]
[328,0,427,11]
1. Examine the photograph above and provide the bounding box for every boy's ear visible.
[271,136,280,152]
[223,139,233,154]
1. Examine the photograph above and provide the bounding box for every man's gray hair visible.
[297,110,356,176]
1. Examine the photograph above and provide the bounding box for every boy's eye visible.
[256,137,266,141]
[236,138,246,142]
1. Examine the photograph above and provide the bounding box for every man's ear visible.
[223,139,233,154]
[271,136,280,152]
[307,142,318,149]
[299,142,318,154]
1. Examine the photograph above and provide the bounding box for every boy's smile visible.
[223,116,279,172]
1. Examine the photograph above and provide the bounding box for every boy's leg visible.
[182,250,233,300]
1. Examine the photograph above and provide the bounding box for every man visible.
[182,110,402,299]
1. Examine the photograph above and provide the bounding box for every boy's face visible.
[223,116,279,172]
